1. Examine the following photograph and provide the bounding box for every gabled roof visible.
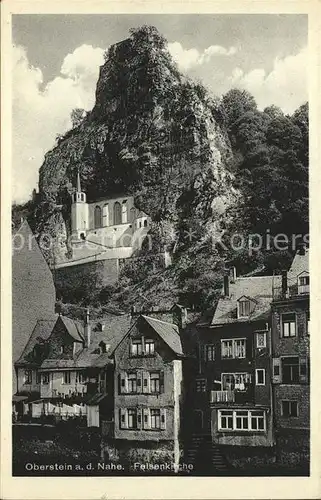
[211,275,282,326]
[237,295,258,304]
[41,314,131,370]
[141,316,183,356]
[288,249,309,282]
[108,314,184,358]
[15,317,57,366]
[59,315,84,342]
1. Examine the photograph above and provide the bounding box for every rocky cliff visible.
[34,26,237,309]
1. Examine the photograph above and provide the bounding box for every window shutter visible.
[160,409,166,430]
[299,357,308,383]
[120,372,128,393]
[142,371,150,393]
[160,372,164,393]
[272,358,281,384]
[137,408,142,429]
[119,408,128,429]
[143,408,150,429]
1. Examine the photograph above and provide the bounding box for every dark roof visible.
[211,275,282,325]
[141,315,183,356]
[15,317,57,366]
[40,314,132,370]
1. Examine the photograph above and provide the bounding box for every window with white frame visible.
[281,313,296,337]
[63,371,71,384]
[221,373,251,391]
[127,373,137,393]
[42,373,50,385]
[256,332,266,348]
[221,339,246,359]
[150,409,161,429]
[24,370,32,384]
[218,409,266,431]
[127,408,137,429]
[298,274,309,295]
[255,369,265,385]
[238,299,252,317]
[130,339,143,356]
[196,379,206,392]
[205,344,215,361]
[281,400,298,417]
[145,339,155,355]
[150,372,160,393]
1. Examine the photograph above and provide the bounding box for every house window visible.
[131,339,143,356]
[150,409,161,429]
[281,357,299,384]
[113,201,122,225]
[205,345,215,361]
[256,332,266,348]
[150,372,160,393]
[94,205,102,228]
[99,341,107,354]
[145,339,155,355]
[196,379,206,392]
[59,345,66,354]
[235,410,249,430]
[281,313,296,337]
[42,373,50,385]
[218,410,233,430]
[127,373,137,393]
[144,219,148,227]
[306,310,310,335]
[102,204,109,227]
[36,372,41,384]
[255,369,266,385]
[281,400,298,417]
[298,274,309,294]
[128,409,137,429]
[238,299,251,317]
[63,371,71,384]
[76,371,85,384]
[24,370,32,384]
[221,373,250,391]
[218,410,266,432]
[221,339,246,359]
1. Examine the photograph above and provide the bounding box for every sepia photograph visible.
[4,5,316,491]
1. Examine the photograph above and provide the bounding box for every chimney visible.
[281,270,288,298]
[224,274,230,297]
[84,307,91,347]
[230,266,237,283]
[172,304,188,331]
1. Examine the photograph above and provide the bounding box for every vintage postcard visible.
[1,0,321,499]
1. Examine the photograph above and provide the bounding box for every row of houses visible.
[12,221,309,470]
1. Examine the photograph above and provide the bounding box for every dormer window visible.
[237,296,255,318]
[298,273,309,295]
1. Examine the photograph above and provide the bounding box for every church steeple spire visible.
[76,169,81,192]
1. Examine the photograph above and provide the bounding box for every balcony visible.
[211,390,235,403]
[210,388,254,405]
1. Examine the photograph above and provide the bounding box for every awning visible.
[86,393,108,406]
[12,395,29,403]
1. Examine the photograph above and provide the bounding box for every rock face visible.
[35,26,236,306]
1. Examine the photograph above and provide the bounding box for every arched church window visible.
[102,204,109,227]
[144,219,148,227]
[114,202,122,225]
[94,206,102,228]
[122,200,128,223]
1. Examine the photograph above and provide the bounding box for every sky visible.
[12,14,308,203]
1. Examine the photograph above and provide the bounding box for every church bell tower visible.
[71,170,88,239]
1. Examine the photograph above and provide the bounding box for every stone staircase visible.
[185,434,231,474]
